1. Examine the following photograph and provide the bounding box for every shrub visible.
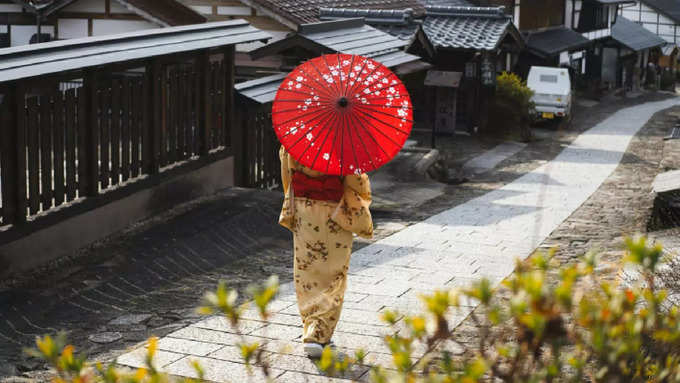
[28,238,680,382]
[489,72,535,139]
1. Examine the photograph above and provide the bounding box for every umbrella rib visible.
[342,55,357,97]
[345,60,383,101]
[351,72,401,103]
[312,107,333,170]
[319,54,344,97]
[310,57,341,99]
[352,109,405,149]
[356,103,414,110]
[344,111,362,174]
[339,111,345,175]
[344,55,369,98]
[294,64,338,101]
[275,107,334,131]
[354,104,414,126]
[310,108,338,170]
[347,108,391,162]
[277,87,334,101]
[278,108,334,140]
[272,104,329,115]
[335,53,345,97]
[325,109,343,174]
[296,108,338,169]
[283,109,335,148]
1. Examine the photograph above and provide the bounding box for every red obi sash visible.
[292,172,344,202]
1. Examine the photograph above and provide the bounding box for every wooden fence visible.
[234,101,280,189]
[0,48,235,228]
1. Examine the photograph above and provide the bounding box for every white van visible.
[527,66,572,120]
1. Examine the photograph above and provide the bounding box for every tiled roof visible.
[422,5,513,50]
[319,7,420,40]
[0,20,270,82]
[642,0,680,24]
[419,0,473,6]
[320,5,519,50]
[612,17,666,51]
[11,0,206,25]
[303,19,424,66]
[524,27,591,57]
[236,73,288,104]
[240,0,426,26]
[250,18,425,68]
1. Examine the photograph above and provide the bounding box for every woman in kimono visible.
[279,146,373,358]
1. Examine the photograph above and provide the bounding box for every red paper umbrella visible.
[272,53,413,176]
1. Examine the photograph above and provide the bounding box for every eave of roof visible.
[115,0,206,26]
[249,18,424,68]
[235,72,288,103]
[525,27,592,57]
[0,20,270,82]
[640,0,680,24]
[320,5,522,52]
[593,0,636,4]
[236,0,426,27]
[612,17,666,51]
[235,59,431,105]
[421,6,523,51]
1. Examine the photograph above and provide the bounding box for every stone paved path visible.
[116,98,680,382]
[461,141,527,176]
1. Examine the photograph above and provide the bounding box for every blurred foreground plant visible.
[28,237,680,382]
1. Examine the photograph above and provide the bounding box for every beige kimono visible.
[279,147,373,344]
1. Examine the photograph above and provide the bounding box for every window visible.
[540,74,558,83]
[0,33,8,48]
[594,4,608,29]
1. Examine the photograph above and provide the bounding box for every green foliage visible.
[489,72,535,138]
[28,238,680,383]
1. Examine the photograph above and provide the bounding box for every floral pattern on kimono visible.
[278,147,373,344]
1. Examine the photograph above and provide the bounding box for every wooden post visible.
[233,98,246,186]
[83,70,100,197]
[1,83,26,224]
[145,58,161,175]
[223,45,235,148]
[198,50,211,155]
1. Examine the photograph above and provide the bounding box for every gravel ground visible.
[451,100,680,358]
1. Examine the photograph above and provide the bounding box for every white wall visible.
[62,0,105,13]
[0,4,23,12]
[109,1,135,14]
[58,19,88,39]
[217,6,251,16]
[92,19,157,36]
[11,25,54,46]
[189,5,213,15]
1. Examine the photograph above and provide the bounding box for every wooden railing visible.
[0,48,235,228]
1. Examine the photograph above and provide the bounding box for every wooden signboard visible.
[425,70,463,88]
[425,71,462,134]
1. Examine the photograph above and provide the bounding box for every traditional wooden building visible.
[0,0,205,47]
[471,0,633,86]
[0,19,270,274]
[619,0,680,70]
[608,16,665,88]
[320,5,524,134]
